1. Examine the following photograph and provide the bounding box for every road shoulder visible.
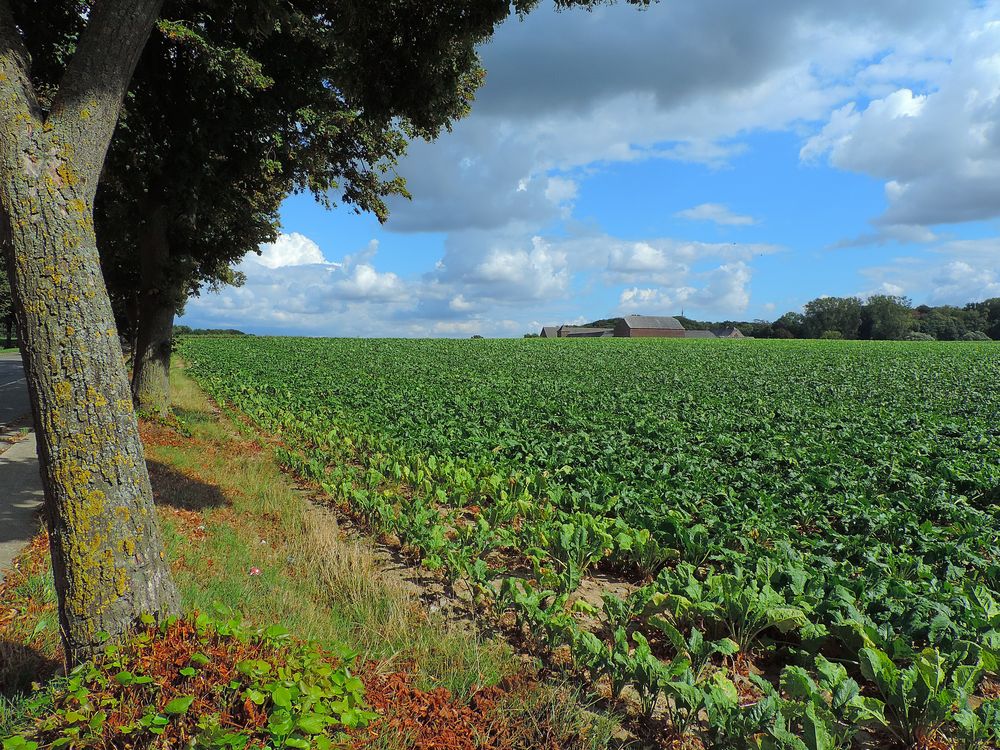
[0,432,45,581]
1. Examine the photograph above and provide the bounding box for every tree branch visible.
[0,0,43,133]
[49,0,164,197]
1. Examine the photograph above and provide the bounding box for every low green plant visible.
[858,644,992,747]
[771,656,887,750]
[954,698,1000,750]
[3,607,374,750]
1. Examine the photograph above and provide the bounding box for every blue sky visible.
[183,0,1000,337]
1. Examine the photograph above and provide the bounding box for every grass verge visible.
[1,363,618,748]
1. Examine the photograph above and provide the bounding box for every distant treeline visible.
[589,296,1000,341]
[173,326,250,337]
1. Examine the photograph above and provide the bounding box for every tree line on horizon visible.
[568,295,1000,341]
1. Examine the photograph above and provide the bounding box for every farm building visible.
[558,326,615,338]
[539,314,733,339]
[682,329,717,339]
[713,327,745,339]
[614,315,685,338]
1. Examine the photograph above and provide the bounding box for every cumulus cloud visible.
[617,261,753,316]
[382,0,970,234]
[185,234,412,335]
[802,14,1000,228]
[858,238,1000,304]
[254,232,328,269]
[676,203,757,226]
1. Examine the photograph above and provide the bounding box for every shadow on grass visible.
[0,640,61,699]
[148,460,229,512]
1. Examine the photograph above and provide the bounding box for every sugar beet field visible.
[182,337,1000,748]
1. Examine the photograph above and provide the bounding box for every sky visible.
[181,0,1000,338]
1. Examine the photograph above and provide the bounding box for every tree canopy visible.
[0,0,657,658]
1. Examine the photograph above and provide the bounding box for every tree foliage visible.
[0,0,657,657]
[860,295,913,340]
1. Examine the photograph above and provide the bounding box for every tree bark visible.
[0,0,178,664]
[131,205,176,417]
[3,315,13,349]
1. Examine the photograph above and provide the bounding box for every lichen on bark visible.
[0,0,177,664]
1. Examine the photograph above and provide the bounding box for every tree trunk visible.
[132,303,175,417]
[3,315,12,349]
[0,0,176,664]
[131,205,175,418]
[1,168,180,663]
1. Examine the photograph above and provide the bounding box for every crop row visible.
[181,337,1000,748]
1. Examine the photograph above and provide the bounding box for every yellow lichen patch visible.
[66,198,86,214]
[54,380,72,403]
[86,386,108,409]
[66,326,75,336]
[55,161,79,187]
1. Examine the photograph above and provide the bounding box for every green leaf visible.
[164,695,195,715]
[802,702,833,750]
[780,665,818,700]
[271,685,292,709]
[859,647,895,693]
[88,711,107,732]
[297,713,328,734]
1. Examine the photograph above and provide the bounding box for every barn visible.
[682,329,717,339]
[540,326,559,338]
[558,326,615,338]
[713,327,745,339]
[614,315,686,338]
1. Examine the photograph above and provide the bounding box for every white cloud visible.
[186,3,1000,336]
[253,233,328,269]
[185,234,413,335]
[380,1,972,235]
[676,203,757,226]
[616,261,753,316]
[802,14,1000,228]
[619,287,682,311]
[449,294,476,312]
[333,263,405,302]
[859,237,1000,304]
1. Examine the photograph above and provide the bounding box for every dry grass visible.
[145,362,521,700]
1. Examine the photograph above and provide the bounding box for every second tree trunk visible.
[131,205,177,418]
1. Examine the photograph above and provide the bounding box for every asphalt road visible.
[0,352,31,429]
[0,352,43,580]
